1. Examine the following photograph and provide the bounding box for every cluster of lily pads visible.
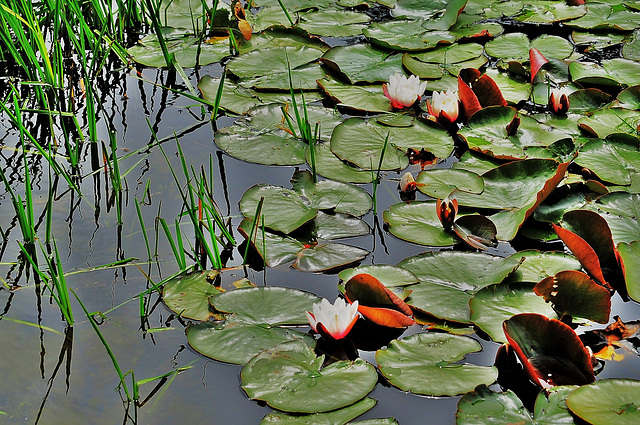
[129,0,640,423]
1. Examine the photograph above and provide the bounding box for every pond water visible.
[2,0,640,424]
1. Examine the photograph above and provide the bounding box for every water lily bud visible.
[436,196,458,230]
[549,89,570,115]
[383,73,428,109]
[306,298,359,341]
[399,172,417,193]
[427,90,459,124]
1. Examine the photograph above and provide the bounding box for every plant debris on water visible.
[1,0,640,423]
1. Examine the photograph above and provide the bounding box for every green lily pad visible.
[199,76,262,115]
[572,59,640,88]
[310,141,375,184]
[330,118,409,171]
[290,170,372,216]
[383,201,459,247]
[339,265,419,288]
[412,42,485,65]
[321,44,405,84]
[364,20,456,51]
[155,0,227,31]
[618,241,640,303]
[187,321,314,365]
[241,64,327,91]
[402,55,445,79]
[315,211,371,240]
[240,184,317,234]
[416,168,484,199]
[485,33,529,60]
[452,150,504,175]
[617,85,640,109]
[484,68,531,105]
[375,332,498,396]
[241,339,378,413]
[470,283,557,343]
[253,8,369,37]
[239,218,305,267]
[261,397,377,424]
[293,242,369,272]
[405,281,475,324]
[239,27,329,54]
[585,192,640,244]
[452,158,569,240]
[457,385,578,424]
[162,270,223,321]
[211,286,321,325]
[227,45,323,80]
[572,31,626,52]
[623,29,640,60]
[575,138,640,186]
[504,250,581,283]
[564,3,639,31]
[534,270,611,324]
[566,379,640,425]
[458,106,571,160]
[128,33,230,68]
[577,108,640,140]
[513,1,586,23]
[317,77,392,113]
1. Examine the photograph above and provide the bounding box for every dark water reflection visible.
[0,60,638,425]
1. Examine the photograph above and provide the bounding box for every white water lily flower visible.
[399,172,417,192]
[383,73,427,109]
[306,297,359,340]
[428,90,459,123]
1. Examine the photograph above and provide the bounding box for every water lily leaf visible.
[564,3,640,31]
[459,106,571,159]
[401,55,444,79]
[240,184,317,234]
[485,33,530,60]
[452,158,569,240]
[383,201,459,247]
[452,150,504,175]
[321,44,405,84]
[339,265,419,288]
[292,242,369,272]
[162,270,223,321]
[404,281,475,324]
[416,168,484,198]
[470,283,557,343]
[504,250,581,283]
[619,241,640,303]
[315,212,370,240]
[458,69,508,122]
[155,0,226,31]
[187,321,314,365]
[317,77,392,113]
[453,215,498,250]
[376,332,498,396]
[227,45,323,80]
[241,64,326,91]
[290,170,372,216]
[534,270,611,323]
[211,286,321,325]
[449,14,503,40]
[503,313,595,387]
[421,0,468,31]
[561,88,613,113]
[128,33,231,67]
[617,85,640,109]
[566,379,640,425]
[584,192,640,244]
[457,385,578,424]
[199,76,262,115]
[296,9,369,37]
[238,218,304,267]
[552,223,609,288]
[364,20,456,51]
[330,119,407,171]
[261,397,377,424]
[239,27,330,54]
[484,68,531,105]
[577,108,640,140]
[310,141,375,184]
[392,0,447,20]
[576,138,640,186]
[411,42,484,65]
[345,274,414,327]
[513,1,586,23]
[623,29,640,60]
[241,339,378,413]
[572,31,626,52]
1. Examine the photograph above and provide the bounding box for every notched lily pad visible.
[162,270,223,321]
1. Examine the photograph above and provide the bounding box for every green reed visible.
[371,131,390,215]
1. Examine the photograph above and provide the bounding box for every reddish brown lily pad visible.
[345,274,414,328]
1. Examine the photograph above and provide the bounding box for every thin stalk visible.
[372,131,390,215]
[243,197,264,265]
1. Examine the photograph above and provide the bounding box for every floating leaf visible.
[503,313,595,387]
[241,340,378,413]
[310,142,374,184]
[585,192,640,244]
[504,250,581,283]
[321,44,405,84]
[452,215,498,250]
[128,33,230,68]
[376,332,498,396]
[564,3,639,31]
[162,270,223,321]
[211,286,321,325]
[339,265,419,288]
[187,321,314,365]
[470,283,557,343]
[534,270,611,323]
[618,241,640,303]
[317,77,392,113]
[261,397,377,424]
[416,168,484,198]
[227,45,323,80]
[293,243,369,273]
[383,201,459,247]
[364,21,456,51]
[513,1,586,24]
[567,379,640,425]
[345,274,414,328]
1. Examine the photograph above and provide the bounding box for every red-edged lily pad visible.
[503,313,595,388]
[534,270,611,323]
[345,274,414,328]
[458,68,507,122]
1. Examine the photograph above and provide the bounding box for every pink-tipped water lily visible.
[427,90,459,124]
[306,297,359,341]
[383,73,427,109]
[436,196,458,231]
[549,89,570,115]
[399,172,417,193]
